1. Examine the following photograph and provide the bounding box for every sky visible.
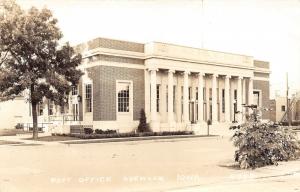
[16,0,300,98]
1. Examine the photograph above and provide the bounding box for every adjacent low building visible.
[0,37,271,134]
[270,92,300,123]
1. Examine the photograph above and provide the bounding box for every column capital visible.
[184,70,191,75]
[147,67,158,72]
[197,72,205,77]
[238,76,243,80]
[225,75,231,79]
[168,69,175,74]
[212,73,218,78]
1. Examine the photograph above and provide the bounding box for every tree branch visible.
[0,51,9,66]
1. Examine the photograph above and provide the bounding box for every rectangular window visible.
[188,87,192,100]
[60,104,66,114]
[196,87,198,100]
[72,86,78,95]
[38,104,43,116]
[48,101,54,115]
[222,89,225,113]
[281,105,286,112]
[85,84,92,112]
[234,89,237,100]
[209,88,212,101]
[117,82,130,112]
[253,91,260,107]
[203,87,206,102]
[156,85,160,112]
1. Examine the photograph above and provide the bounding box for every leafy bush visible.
[71,131,193,139]
[84,128,93,134]
[137,108,151,132]
[94,129,117,134]
[231,110,300,169]
[15,123,24,129]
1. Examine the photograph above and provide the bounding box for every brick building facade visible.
[0,37,271,134]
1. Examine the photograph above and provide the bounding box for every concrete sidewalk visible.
[166,160,300,192]
[0,133,62,146]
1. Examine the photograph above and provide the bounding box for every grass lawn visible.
[0,129,29,136]
[0,140,23,145]
[30,135,81,142]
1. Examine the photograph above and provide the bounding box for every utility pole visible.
[286,72,291,126]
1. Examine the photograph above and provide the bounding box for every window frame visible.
[116,80,133,118]
[156,85,160,112]
[117,82,130,113]
[48,100,54,116]
[85,83,93,113]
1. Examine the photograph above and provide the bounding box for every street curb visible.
[60,134,219,145]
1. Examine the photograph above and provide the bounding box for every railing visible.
[23,122,53,132]
[48,115,79,124]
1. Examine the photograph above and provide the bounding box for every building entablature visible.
[144,42,254,69]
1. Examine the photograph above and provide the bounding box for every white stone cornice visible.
[253,76,269,81]
[82,47,144,60]
[254,67,271,74]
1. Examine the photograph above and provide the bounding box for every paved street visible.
[0,136,300,192]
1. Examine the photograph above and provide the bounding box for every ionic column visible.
[206,78,210,121]
[168,69,175,126]
[183,70,190,124]
[230,80,235,122]
[225,75,231,122]
[242,78,246,120]
[212,74,218,123]
[149,68,158,129]
[197,72,204,123]
[248,77,253,105]
[237,76,243,122]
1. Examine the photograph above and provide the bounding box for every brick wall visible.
[75,37,144,53]
[253,80,270,119]
[254,60,270,69]
[86,66,145,121]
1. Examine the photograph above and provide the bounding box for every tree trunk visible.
[32,101,38,139]
[31,84,38,140]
